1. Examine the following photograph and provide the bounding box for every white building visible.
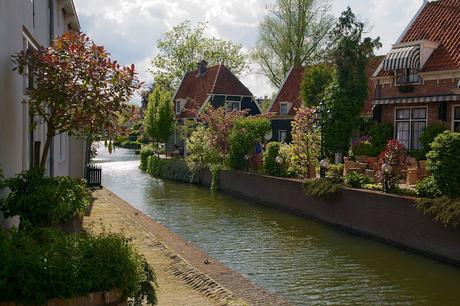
[0,0,86,226]
[0,0,86,181]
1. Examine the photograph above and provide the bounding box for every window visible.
[453,106,460,132]
[175,101,182,115]
[225,101,240,112]
[395,107,427,150]
[279,103,289,115]
[279,130,288,143]
[396,69,420,85]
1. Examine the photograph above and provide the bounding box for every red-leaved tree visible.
[13,32,141,168]
[375,139,408,189]
[198,106,247,161]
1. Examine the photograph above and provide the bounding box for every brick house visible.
[268,57,382,143]
[171,61,262,154]
[371,0,460,151]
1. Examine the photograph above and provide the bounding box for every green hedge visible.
[344,172,371,188]
[0,168,89,229]
[140,145,155,172]
[304,178,342,199]
[146,156,201,183]
[0,228,157,305]
[263,142,286,177]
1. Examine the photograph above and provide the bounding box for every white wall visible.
[0,0,84,226]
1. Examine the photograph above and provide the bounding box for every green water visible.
[95,146,460,305]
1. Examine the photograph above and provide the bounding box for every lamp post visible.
[244,154,250,172]
[382,163,393,193]
[319,158,329,178]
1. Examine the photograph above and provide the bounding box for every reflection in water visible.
[94,146,460,306]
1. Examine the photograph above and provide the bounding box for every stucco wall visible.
[200,170,460,266]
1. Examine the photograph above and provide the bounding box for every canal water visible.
[94,146,460,306]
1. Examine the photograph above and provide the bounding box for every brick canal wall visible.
[201,170,460,266]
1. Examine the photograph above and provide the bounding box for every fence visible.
[86,164,102,188]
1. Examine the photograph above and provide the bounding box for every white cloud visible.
[74,0,425,101]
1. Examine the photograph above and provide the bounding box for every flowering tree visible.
[13,32,141,168]
[375,139,407,190]
[198,106,247,161]
[291,106,320,179]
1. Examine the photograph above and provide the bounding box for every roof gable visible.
[173,64,253,118]
[269,67,305,115]
[400,0,460,71]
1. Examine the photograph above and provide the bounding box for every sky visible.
[73,0,423,103]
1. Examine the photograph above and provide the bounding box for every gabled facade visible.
[171,61,262,154]
[372,0,460,150]
[269,57,382,143]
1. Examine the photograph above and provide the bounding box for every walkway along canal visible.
[94,146,460,305]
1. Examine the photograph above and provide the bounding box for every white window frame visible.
[175,100,182,115]
[225,100,241,112]
[394,106,428,150]
[452,104,460,132]
[279,102,289,115]
[394,68,421,86]
[278,130,288,143]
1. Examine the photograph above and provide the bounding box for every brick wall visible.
[378,78,460,98]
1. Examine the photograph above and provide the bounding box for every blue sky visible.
[74,0,424,101]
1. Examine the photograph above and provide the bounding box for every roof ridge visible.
[210,63,223,94]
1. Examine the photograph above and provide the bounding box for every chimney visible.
[197,60,208,77]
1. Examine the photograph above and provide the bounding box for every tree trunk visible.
[39,130,54,169]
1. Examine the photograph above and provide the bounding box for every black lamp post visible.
[315,100,328,178]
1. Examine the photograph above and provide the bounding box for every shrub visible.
[304,178,342,199]
[121,140,141,149]
[228,116,271,170]
[186,125,220,168]
[369,123,394,155]
[416,176,442,199]
[326,164,344,183]
[420,124,446,158]
[0,228,157,305]
[146,157,200,183]
[375,139,407,191]
[344,172,371,188]
[263,142,287,177]
[416,197,460,228]
[349,137,374,157]
[0,168,89,229]
[427,131,460,197]
[140,145,155,172]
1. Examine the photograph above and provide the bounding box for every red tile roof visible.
[269,67,305,116]
[173,64,253,118]
[400,0,460,72]
[269,58,382,116]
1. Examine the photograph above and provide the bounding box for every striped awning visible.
[373,94,460,105]
[383,45,420,71]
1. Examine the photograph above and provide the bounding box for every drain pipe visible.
[48,0,55,176]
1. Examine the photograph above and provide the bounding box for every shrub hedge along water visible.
[426,131,460,197]
[0,167,89,229]
[0,228,157,305]
[263,142,287,177]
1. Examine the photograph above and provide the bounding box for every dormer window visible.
[396,68,420,85]
[225,101,240,112]
[279,103,289,115]
[175,100,182,114]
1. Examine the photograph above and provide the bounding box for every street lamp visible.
[244,154,250,172]
[275,155,283,165]
[382,163,393,193]
[319,158,329,178]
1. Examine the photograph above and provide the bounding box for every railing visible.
[86,164,102,188]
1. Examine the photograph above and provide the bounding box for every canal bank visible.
[201,170,460,267]
[95,146,460,305]
[84,188,291,305]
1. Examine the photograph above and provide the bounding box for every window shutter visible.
[373,105,382,123]
[438,102,447,121]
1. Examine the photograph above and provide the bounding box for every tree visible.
[186,125,220,168]
[13,32,141,169]
[151,21,247,90]
[300,64,335,107]
[291,106,320,178]
[156,90,175,153]
[252,0,334,87]
[143,86,174,154]
[228,116,271,170]
[323,8,381,153]
[198,106,248,162]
